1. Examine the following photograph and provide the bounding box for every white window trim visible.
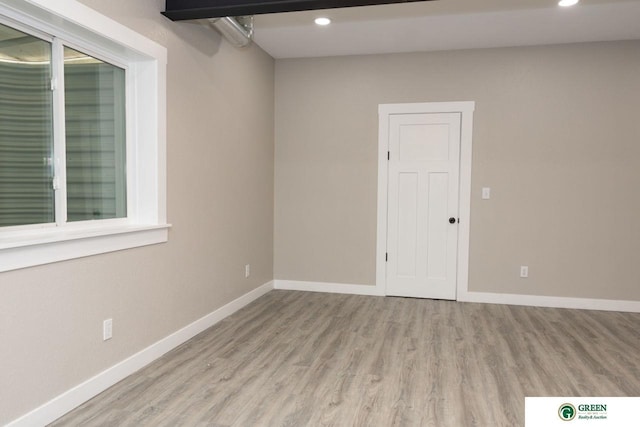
[0,0,169,272]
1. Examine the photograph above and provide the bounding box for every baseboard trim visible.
[274,280,384,296]
[458,290,640,313]
[7,281,274,427]
[274,279,639,313]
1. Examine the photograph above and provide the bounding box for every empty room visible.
[1,0,639,426]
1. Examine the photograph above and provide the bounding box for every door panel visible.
[397,172,418,277]
[426,172,449,280]
[386,113,461,299]
[399,123,450,162]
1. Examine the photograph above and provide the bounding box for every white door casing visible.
[376,102,475,300]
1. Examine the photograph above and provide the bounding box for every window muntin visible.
[0,21,54,228]
[64,47,127,222]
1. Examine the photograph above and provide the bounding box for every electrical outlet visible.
[245,264,250,278]
[520,266,529,278]
[103,319,113,341]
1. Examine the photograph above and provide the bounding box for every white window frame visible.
[0,0,169,272]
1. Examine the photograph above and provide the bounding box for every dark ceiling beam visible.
[163,0,435,20]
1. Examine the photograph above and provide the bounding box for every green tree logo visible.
[558,403,577,421]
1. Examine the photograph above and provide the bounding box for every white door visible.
[386,112,461,299]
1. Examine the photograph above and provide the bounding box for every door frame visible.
[376,101,475,299]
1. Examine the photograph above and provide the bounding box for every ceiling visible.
[251,0,640,58]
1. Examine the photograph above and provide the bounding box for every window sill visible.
[0,223,171,272]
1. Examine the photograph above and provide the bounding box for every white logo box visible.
[526,397,640,427]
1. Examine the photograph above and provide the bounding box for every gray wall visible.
[0,0,275,423]
[274,40,640,300]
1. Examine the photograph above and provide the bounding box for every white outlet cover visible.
[482,187,491,200]
[103,319,113,341]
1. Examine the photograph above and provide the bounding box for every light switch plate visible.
[482,187,491,200]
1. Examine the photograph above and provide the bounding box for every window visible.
[0,1,168,272]
[0,23,54,228]
[0,24,128,227]
[64,46,128,223]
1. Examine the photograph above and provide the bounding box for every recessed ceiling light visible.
[558,0,579,6]
[314,17,331,26]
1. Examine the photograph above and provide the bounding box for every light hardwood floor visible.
[51,290,640,426]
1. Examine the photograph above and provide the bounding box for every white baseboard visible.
[458,290,640,313]
[274,279,384,296]
[274,279,640,313]
[7,281,274,427]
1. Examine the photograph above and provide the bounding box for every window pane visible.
[64,47,126,222]
[0,23,54,227]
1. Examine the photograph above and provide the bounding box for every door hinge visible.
[387,151,390,161]
[385,252,388,262]
[50,78,57,91]
[52,176,60,190]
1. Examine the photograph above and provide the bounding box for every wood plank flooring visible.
[51,290,640,426]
